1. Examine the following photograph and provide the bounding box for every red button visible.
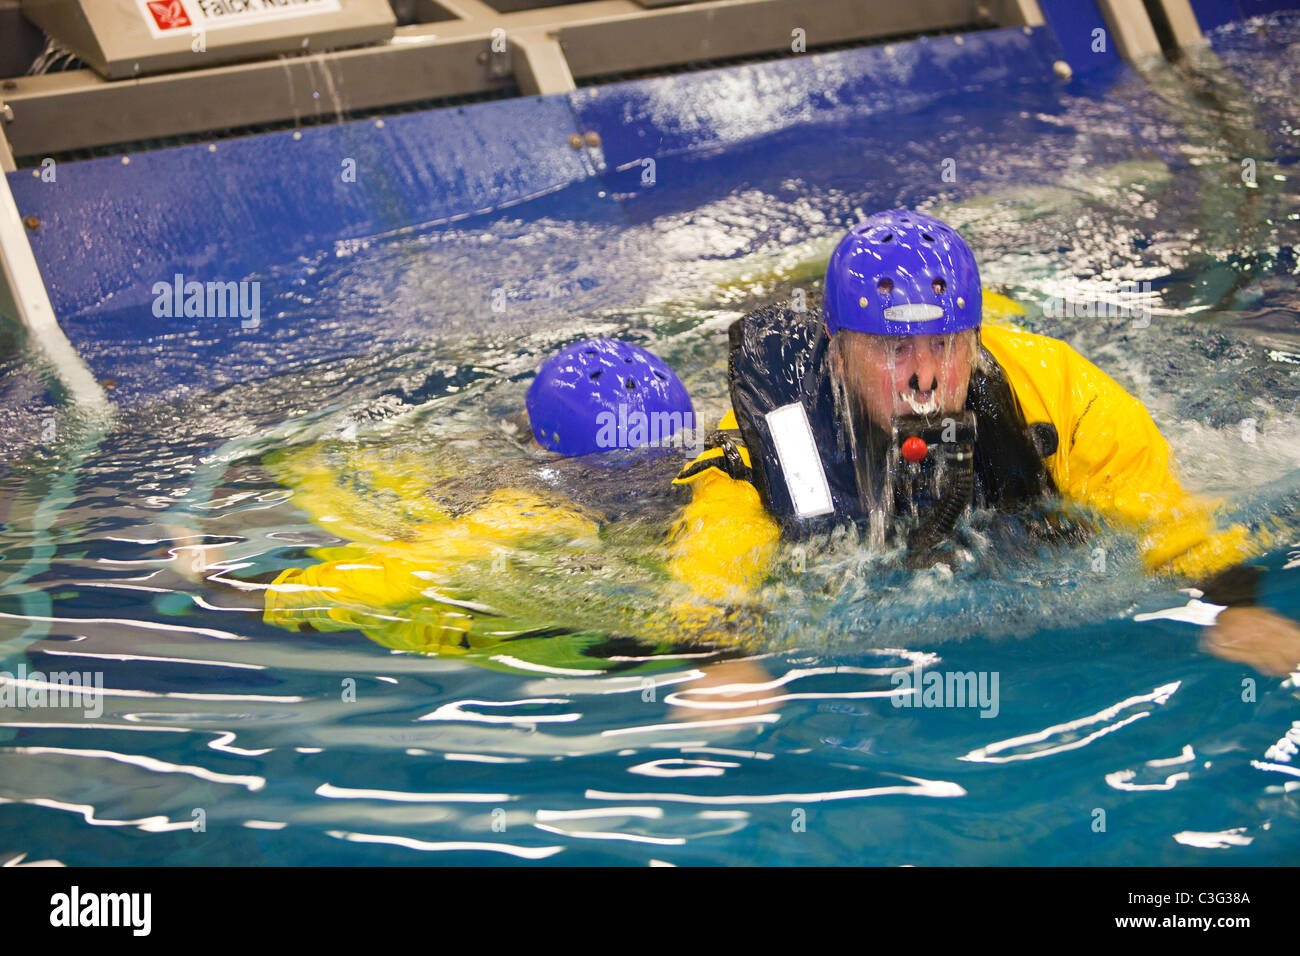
[901,436,928,463]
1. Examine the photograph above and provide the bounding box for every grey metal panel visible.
[2,0,1014,158]
[21,0,396,79]
[19,0,107,70]
[485,0,604,10]
[0,0,47,79]
[991,0,1044,27]
[1,36,511,157]
[556,0,978,78]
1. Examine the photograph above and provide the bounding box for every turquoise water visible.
[2,18,1300,865]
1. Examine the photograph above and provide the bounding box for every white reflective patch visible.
[765,403,834,518]
[1133,598,1227,627]
[883,303,945,322]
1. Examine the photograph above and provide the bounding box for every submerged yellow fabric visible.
[261,444,604,655]
[668,317,1261,598]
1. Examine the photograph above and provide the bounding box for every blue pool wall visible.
[4,0,1295,404]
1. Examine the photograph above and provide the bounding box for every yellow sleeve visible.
[263,554,476,653]
[263,469,602,651]
[263,443,454,547]
[982,324,1259,578]
[667,410,781,606]
[264,436,601,557]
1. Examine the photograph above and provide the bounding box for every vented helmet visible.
[526,339,693,457]
[824,209,982,337]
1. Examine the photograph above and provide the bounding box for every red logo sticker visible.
[146,1,192,31]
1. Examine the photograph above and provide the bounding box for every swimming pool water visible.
[1,17,1299,866]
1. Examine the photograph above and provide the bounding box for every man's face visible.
[832,329,977,425]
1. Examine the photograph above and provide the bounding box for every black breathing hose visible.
[905,444,975,566]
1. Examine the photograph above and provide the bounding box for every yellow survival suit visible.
[260,296,1261,658]
[259,443,707,669]
[667,296,1261,604]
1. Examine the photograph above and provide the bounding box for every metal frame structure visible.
[1094,0,1207,62]
[0,0,1047,164]
[0,0,1253,418]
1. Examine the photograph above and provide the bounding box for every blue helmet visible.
[824,210,982,337]
[526,339,694,457]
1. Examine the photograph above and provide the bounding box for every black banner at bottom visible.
[0,865,1285,941]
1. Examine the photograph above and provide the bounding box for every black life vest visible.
[726,301,1060,539]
